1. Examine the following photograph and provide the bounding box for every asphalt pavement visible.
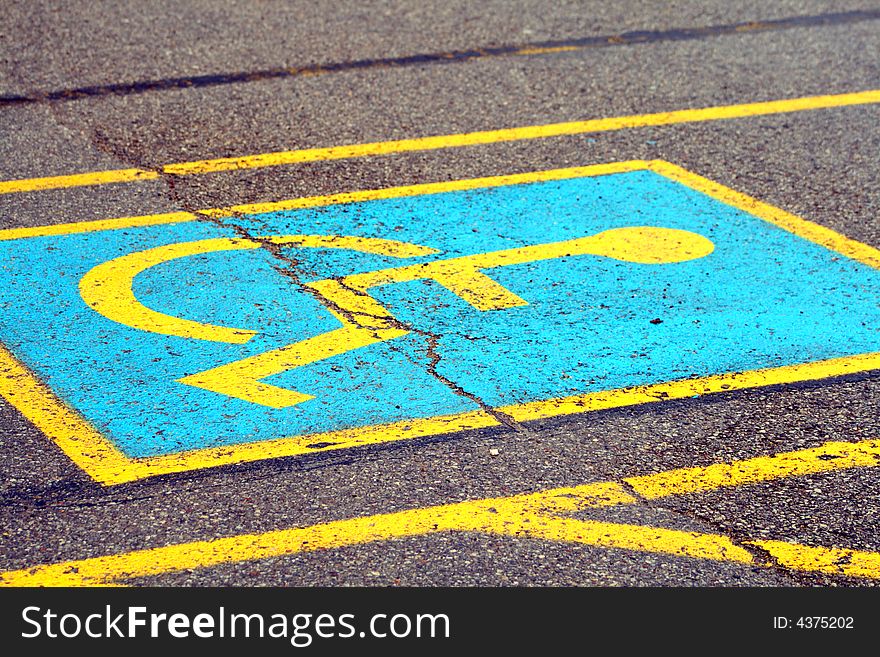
[1,0,880,586]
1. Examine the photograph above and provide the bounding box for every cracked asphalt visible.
[176,207,521,440]
[2,0,880,586]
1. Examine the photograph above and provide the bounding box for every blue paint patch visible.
[1,169,879,458]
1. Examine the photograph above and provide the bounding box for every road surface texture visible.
[1,0,880,586]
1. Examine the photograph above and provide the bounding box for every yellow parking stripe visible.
[3,438,878,586]
[0,211,194,242]
[1,89,879,195]
[749,541,880,579]
[0,168,159,195]
[626,439,880,498]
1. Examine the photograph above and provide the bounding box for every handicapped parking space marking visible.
[3,438,880,586]
[1,160,880,485]
[83,226,710,408]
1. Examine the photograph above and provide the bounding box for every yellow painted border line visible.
[652,160,880,268]
[2,160,880,485]
[500,351,880,423]
[0,343,136,479]
[3,438,879,585]
[0,168,159,195]
[0,161,644,242]
[0,211,193,242]
[2,89,879,195]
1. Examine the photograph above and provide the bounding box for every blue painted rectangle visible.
[1,168,879,458]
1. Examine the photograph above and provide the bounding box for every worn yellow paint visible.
[4,438,880,586]
[0,211,195,242]
[2,90,879,195]
[749,540,880,579]
[476,514,755,564]
[0,168,159,195]
[177,226,712,408]
[78,234,437,344]
[501,351,880,423]
[2,161,880,484]
[0,518,757,586]
[146,91,880,177]
[513,45,581,56]
[628,438,880,498]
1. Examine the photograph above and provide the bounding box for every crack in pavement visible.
[159,178,530,437]
[330,277,530,434]
[614,478,809,583]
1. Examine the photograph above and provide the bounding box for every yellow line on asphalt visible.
[3,439,878,585]
[0,168,159,195]
[748,540,880,579]
[1,89,879,194]
[626,438,880,498]
[513,45,582,56]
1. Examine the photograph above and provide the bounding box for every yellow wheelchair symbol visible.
[79,227,713,408]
